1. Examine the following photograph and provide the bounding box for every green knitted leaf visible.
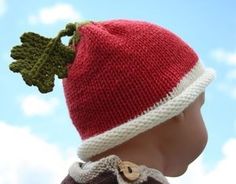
[9,21,92,93]
[10,32,75,93]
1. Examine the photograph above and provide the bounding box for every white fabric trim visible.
[78,61,216,161]
[69,155,169,184]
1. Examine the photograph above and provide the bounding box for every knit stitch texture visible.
[62,19,215,160]
[63,19,198,138]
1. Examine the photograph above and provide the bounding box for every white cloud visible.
[226,69,236,80]
[168,138,236,184]
[28,3,81,25]
[211,49,236,98]
[0,0,6,16]
[211,49,236,65]
[20,95,59,116]
[0,121,79,184]
[217,83,236,99]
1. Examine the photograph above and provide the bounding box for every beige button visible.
[118,160,140,182]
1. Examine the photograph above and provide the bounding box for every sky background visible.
[1,0,236,183]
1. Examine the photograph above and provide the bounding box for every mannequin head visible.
[90,92,207,177]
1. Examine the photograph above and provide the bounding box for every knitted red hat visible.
[62,19,215,161]
[9,19,215,162]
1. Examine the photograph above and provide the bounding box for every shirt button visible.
[118,160,140,182]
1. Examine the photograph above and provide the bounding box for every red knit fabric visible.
[62,19,198,140]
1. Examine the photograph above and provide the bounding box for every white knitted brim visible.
[77,61,216,161]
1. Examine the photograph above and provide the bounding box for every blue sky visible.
[1,0,236,183]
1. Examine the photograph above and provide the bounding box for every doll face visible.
[155,92,207,176]
[180,92,207,163]
[89,93,207,177]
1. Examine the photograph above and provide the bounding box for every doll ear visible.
[179,112,185,118]
[172,112,185,122]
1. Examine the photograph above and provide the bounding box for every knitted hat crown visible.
[62,19,215,161]
[9,19,215,161]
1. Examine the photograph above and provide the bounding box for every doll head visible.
[90,92,207,176]
[61,20,215,162]
[9,19,215,166]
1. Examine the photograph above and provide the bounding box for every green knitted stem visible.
[9,21,91,93]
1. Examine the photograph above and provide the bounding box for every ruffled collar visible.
[68,155,169,184]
